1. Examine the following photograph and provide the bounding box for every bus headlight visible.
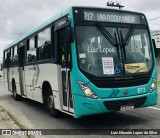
[78,81,98,99]
[149,77,157,93]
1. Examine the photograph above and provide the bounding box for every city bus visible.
[3,6,158,118]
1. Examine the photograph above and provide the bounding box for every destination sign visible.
[83,11,141,24]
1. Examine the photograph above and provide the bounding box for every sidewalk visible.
[0,106,28,138]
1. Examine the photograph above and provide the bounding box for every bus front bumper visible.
[73,90,157,118]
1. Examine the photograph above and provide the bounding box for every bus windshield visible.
[76,25,153,77]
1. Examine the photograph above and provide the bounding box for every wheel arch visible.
[42,81,53,103]
[42,81,60,117]
[11,78,16,92]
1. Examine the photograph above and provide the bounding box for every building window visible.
[37,27,51,61]
[27,37,36,63]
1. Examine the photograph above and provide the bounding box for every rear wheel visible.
[12,82,21,101]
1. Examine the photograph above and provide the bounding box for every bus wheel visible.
[47,93,60,118]
[12,83,21,101]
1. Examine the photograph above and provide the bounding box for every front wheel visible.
[47,94,60,118]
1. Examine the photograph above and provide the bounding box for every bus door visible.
[6,50,11,91]
[18,43,26,96]
[55,17,74,113]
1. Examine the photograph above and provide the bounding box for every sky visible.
[1,0,160,63]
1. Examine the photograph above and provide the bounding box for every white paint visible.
[24,63,61,109]
[3,63,63,112]
[147,107,160,111]
[87,45,115,55]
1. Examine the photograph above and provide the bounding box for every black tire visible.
[44,86,60,118]
[12,82,21,101]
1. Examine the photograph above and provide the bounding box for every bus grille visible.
[104,97,147,111]
[91,77,150,88]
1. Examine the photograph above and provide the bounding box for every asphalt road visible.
[0,77,160,137]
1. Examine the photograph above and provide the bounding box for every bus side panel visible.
[8,68,12,91]
[4,68,12,92]
[25,65,34,99]
[35,64,60,108]
[24,64,61,110]
[3,68,7,88]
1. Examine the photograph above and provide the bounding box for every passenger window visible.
[27,37,36,63]
[13,46,18,65]
[37,27,51,61]
[3,51,7,68]
[10,48,13,65]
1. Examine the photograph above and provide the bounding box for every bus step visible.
[61,110,74,116]
[21,95,27,98]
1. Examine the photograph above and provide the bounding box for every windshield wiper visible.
[95,23,135,68]
[114,30,120,60]
[119,31,127,60]
[119,25,135,60]
[95,23,120,59]
[96,23,117,46]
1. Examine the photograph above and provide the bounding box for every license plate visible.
[120,105,134,111]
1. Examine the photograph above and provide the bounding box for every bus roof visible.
[4,6,145,51]
[73,6,144,15]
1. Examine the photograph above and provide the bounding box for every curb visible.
[0,105,33,138]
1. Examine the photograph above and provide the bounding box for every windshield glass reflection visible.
[76,26,153,77]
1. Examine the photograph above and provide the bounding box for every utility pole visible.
[107,1,125,9]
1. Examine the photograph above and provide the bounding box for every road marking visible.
[147,107,160,111]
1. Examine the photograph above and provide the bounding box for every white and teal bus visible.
[3,7,158,118]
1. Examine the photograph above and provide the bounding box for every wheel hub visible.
[48,96,54,109]
[13,89,16,97]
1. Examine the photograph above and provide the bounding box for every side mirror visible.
[152,39,158,58]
